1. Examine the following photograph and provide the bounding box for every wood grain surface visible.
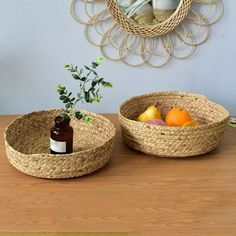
[0,233,138,236]
[0,114,236,236]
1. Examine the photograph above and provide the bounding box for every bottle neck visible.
[54,115,70,128]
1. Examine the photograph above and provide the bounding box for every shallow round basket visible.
[118,91,229,158]
[106,0,192,37]
[4,109,116,179]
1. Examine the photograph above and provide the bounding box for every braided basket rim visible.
[4,109,116,159]
[118,91,230,130]
[105,0,192,37]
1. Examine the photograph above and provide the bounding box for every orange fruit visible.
[165,108,192,126]
[182,120,200,127]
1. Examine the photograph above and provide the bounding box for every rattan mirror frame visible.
[70,0,223,67]
[106,0,192,37]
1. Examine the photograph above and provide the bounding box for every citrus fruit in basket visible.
[137,105,161,122]
[165,108,192,126]
[182,120,200,127]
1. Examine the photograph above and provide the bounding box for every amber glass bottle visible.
[50,115,73,154]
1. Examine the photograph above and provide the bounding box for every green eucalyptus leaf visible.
[72,74,80,80]
[84,91,90,102]
[92,62,98,67]
[63,97,70,103]
[89,86,95,92]
[75,111,83,120]
[92,70,97,76]
[82,114,93,125]
[84,65,90,70]
[87,118,93,125]
[60,95,66,100]
[98,78,104,84]
[96,56,104,65]
[56,84,63,92]
[65,103,71,108]
[102,81,113,88]
[60,113,71,122]
[91,80,97,87]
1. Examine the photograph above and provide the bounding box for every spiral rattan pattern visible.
[70,0,223,67]
[106,0,192,37]
[4,109,116,179]
[118,92,229,158]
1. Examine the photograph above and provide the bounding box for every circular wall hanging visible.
[70,0,223,67]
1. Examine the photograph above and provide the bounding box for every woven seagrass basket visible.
[4,109,116,179]
[106,0,192,37]
[118,92,229,158]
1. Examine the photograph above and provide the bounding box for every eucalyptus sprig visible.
[56,56,112,125]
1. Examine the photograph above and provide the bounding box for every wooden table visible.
[0,114,236,236]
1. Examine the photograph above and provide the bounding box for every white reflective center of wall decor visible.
[118,0,181,26]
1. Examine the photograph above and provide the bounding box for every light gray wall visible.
[0,0,235,115]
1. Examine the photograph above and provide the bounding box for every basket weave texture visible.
[118,92,229,158]
[4,109,116,179]
[106,0,192,37]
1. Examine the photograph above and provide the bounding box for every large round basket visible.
[4,109,116,179]
[106,0,192,37]
[118,91,229,158]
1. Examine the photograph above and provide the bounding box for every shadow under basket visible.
[118,91,230,158]
[4,109,116,179]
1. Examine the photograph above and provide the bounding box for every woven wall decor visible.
[70,0,223,67]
